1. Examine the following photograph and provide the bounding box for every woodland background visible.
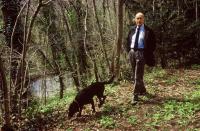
[0,0,200,130]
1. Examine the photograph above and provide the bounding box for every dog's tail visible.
[101,75,115,84]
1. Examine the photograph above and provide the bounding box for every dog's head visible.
[68,101,79,119]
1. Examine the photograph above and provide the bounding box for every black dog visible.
[68,76,114,119]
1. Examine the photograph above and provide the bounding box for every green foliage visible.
[145,68,181,86]
[99,116,116,129]
[145,67,166,84]
[146,88,200,127]
[58,53,67,68]
[164,75,178,85]
[102,103,126,117]
[66,128,73,131]
[128,116,137,125]
[21,67,200,129]
[102,104,113,113]
[40,90,75,113]
[191,64,200,70]
[83,128,91,131]
[188,79,200,88]
[25,89,76,116]
[105,84,118,96]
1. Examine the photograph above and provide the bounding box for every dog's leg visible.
[102,95,106,103]
[97,85,106,107]
[77,106,83,117]
[90,99,96,113]
[100,95,106,107]
[97,94,106,107]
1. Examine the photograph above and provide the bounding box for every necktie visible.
[134,26,140,49]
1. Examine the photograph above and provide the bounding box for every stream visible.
[30,74,73,98]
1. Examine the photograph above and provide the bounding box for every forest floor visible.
[22,68,200,131]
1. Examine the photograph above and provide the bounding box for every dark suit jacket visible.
[126,25,156,66]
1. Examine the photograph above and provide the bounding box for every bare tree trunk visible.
[18,0,31,114]
[92,0,110,72]
[41,1,69,98]
[0,57,11,129]
[196,0,198,22]
[115,0,124,77]
[1,0,52,124]
[59,76,65,99]
[160,2,167,68]
[153,0,155,17]
[113,0,117,15]
[106,0,114,31]
[58,1,80,90]
[177,0,180,16]
[1,0,24,123]
[37,49,54,70]
[42,78,47,105]
[58,0,73,43]
[103,0,106,19]
[47,15,65,99]
[84,0,99,81]
[60,4,81,88]
[72,0,88,75]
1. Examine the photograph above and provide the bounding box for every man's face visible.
[134,14,144,26]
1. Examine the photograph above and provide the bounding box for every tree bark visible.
[72,0,88,75]
[42,3,65,99]
[106,0,114,31]
[0,57,11,129]
[115,0,124,77]
[1,0,24,121]
[177,0,180,16]
[92,0,111,72]
[153,0,155,17]
[196,0,198,22]
[57,0,81,90]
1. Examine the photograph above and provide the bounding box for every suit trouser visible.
[129,49,146,95]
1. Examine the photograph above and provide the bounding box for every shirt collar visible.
[137,24,144,30]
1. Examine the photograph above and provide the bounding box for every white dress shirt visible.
[130,24,145,49]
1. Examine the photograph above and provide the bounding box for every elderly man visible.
[126,12,156,104]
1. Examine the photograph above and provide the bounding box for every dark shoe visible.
[140,92,146,96]
[134,95,139,101]
[131,95,139,105]
[138,91,147,96]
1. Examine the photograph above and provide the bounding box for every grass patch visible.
[103,104,113,113]
[128,116,137,125]
[99,116,116,129]
[25,83,119,118]
[191,64,200,70]
[146,87,200,127]
[66,128,73,131]
[145,67,166,84]
[145,68,180,86]
[22,67,200,130]
[25,88,76,116]
[190,79,200,86]
[105,84,118,96]
[164,75,178,85]
[102,104,126,116]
